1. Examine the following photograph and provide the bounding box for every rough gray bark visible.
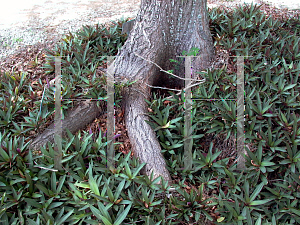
[114,0,214,183]
[29,100,103,151]
[29,0,214,184]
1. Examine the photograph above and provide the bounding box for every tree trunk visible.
[113,0,214,183]
[29,100,104,152]
[29,0,214,184]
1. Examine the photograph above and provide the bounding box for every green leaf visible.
[283,83,297,91]
[80,76,90,84]
[56,175,66,193]
[255,214,262,225]
[48,202,64,210]
[89,174,100,196]
[89,204,112,225]
[106,184,115,202]
[170,143,183,149]
[75,182,90,189]
[291,208,300,216]
[162,106,170,125]
[24,198,43,209]
[260,161,275,167]
[249,182,264,202]
[195,211,201,222]
[161,121,170,128]
[132,163,146,178]
[150,200,162,206]
[206,126,221,133]
[36,183,51,196]
[61,154,75,163]
[101,216,113,225]
[10,178,26,185]
[260,166,266,173]
[0,147,10,161]
[56,209,74,224]
[69,182,83,198]
[217,217,225,223]
[114,179,125,200]
[151,175,162,185]
[51,172,57,192]
[211,151,222,162]
[124,162,132,177]
[97,201,113,220]
[170,117,182,124]
[1,201,18,212]
[148,114,163,126]
[249,199,272,205]
[27,219,39,225]
[114,204,131,225]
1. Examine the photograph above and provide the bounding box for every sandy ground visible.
[259,0,300,10]
[0,0,298,29]
[0,0,140,29]
[0,0,140,59]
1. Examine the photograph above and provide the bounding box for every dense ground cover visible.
[0,3,300,224]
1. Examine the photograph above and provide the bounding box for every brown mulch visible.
[257,0,300,20]
[0,34,133,155]
[0,41,55,79]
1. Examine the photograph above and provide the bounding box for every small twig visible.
[133,52,206,83]
[34,166,58,172]
[146,83,181,92]
[132,52,208,103]
[146,81,205,93]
